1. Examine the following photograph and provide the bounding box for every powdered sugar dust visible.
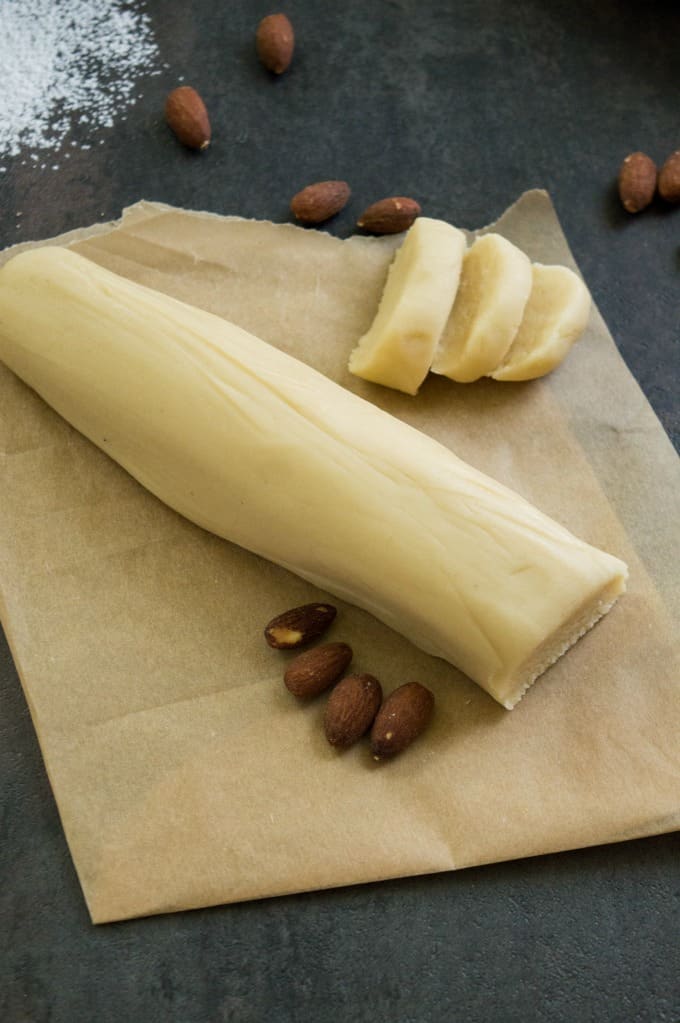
[0,0,161,171]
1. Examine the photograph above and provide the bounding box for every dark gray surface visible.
[1,2,678,1021]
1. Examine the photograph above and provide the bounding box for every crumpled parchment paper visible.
[0,191,677,923]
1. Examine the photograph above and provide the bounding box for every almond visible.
[370,682,434,760]
[356,196,421,234]
[618,152,657,213]
[264,602,337,648]
[256,13,295,75]
[324,673,382,748]
[658,150,680,204]
[290,180,351,224]
[164,86,211,151]
[284,642,353,698]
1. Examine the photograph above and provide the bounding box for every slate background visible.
[1,1,678,1021]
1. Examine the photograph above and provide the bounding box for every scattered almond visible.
[290,180,351,224]
[284,642,353,698]
[164,86,211,151]
[356,196,422,234]
[658,150,680,204]
[618,152,657,213]
[264,602,337,648]
[324,673,383,748]
[256,13,295,74]
[370,682,434,760]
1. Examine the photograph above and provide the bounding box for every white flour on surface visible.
[0,0,161,168]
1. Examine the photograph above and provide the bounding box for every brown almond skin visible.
[324,673,383,748]
[370,682,434,760]
[264,602,337,649]
[618,152,657,213]
[284,642,353,698]
[290,181,351,224]
[164,86,211,151]
[658,150,680,204]
[256,13,295,74]
[356,196,422,234]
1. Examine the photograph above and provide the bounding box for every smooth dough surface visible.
[348,217,466,395]
[0,247,627,707]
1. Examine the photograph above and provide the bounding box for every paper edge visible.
[2,189,556,267]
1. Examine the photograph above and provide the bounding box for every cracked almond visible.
[264,602,337,648]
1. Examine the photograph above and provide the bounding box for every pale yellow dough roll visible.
[0,247,627,708]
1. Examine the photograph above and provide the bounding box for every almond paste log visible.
[0,248,627,708]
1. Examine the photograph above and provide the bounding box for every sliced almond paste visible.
[431,233,532,383]
[491,263,591,381]
[348,217,466,395]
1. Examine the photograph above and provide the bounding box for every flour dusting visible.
[0,0,161,166]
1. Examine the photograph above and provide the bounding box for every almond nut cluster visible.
[164,13,295,152]
[163,14,421,236]
[289,185,422,233]
[264,603,434,760]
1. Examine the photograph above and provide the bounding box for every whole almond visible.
[264,602,337,648]
[290,180,351,224]
[356,196,422,234]
[164,86,211,151]
[658,150,680,204]
[324,673,383,748]
[284,642,353,698]
[618,152,657,213]
[256,13,295,74]
[370,682,434,760]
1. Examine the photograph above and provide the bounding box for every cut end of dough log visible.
[493,573,627,709]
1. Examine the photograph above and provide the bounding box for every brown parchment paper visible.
[0,191,678,924]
